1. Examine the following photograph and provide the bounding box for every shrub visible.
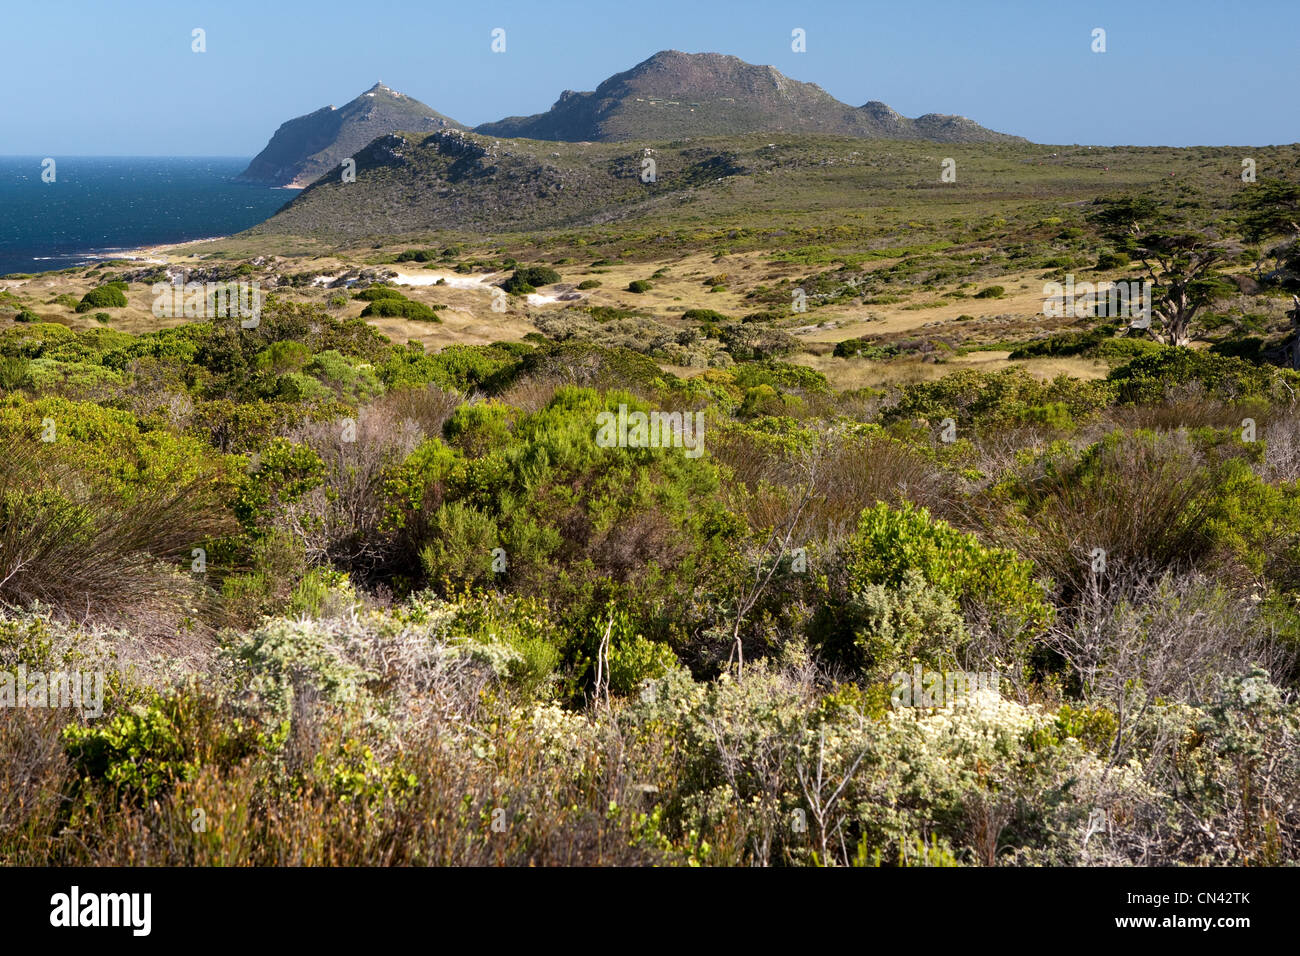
[447,594,563,695]
[502,266,561,295]
[974,286,1005,299]
[219,616,376,722]
[730,361,831,396]
[62,689,266,800]
[841,569,970,682]
[1108,349,1297,405]
[576,279,601,290]
[811,501,1050,677]
[994,429,1224,595]
[846,502,1049,626]
[718,324,798,361]
[587,604,679,695]
[75,285,128,313]
[443,400,518,458]
[1009,323,1164,361]
[584,306,645,323]
[352,286,408,302]
[627,280,653,293]
[0,406,236,625]
[682,309,731,323]
[883,368,1111,429]
[833,338,899,359]
[0,357,31,391]
[360,297,443,322]
[419,502,501,589]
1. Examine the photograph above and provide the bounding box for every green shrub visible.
[0,356,31,391]
[233,438,326,535]
[682,309,731,323]
[627,280,653,294]
[420,502,501,589]
[884,368,1111,429]
[443,400,518,458]
[447,594,563,695]
[1011,323,1168,362]
[812,501,1051,677]
[576,279,602,290]
[1108,349,1298,405]
[352,285,408,302]
[62,691,263,798]
[841,568,970,683]
[848,502,1050,627]
[974,286,1005,299]
[730,360,831,396]
[305,350,385,403]
[585,306,646,322]
[75,285,128,312]
[834,338,899,360]
[502,266,561,295]
[359,297,443,322]
[595,605,679,695]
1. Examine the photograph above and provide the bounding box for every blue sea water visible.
[0,157,289,277]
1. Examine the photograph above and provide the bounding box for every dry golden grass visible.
[799,269,1052,344]
[791,348,1109,390]
[561,250,760,316]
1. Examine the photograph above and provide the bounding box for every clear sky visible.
[3,0,1295,155]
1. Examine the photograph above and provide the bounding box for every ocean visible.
[0,157,289,277]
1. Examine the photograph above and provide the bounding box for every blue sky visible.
[3,0,1295,155]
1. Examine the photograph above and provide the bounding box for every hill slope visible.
[473,50,1023,144]
[238,84,465,188]
[248,127,1046,238]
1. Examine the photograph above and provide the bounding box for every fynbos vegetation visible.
[3,15,1298,885]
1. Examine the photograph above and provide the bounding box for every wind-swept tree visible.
[1235,178,1300,289]
[1091,196,1226,347]
[1134,230,1228,347]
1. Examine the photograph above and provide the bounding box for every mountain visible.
[473,50,1023,144]
[238,84,465,188]
[252,128,679,235]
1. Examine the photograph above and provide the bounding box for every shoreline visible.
[1,234,234,280]
[111,234,232,261]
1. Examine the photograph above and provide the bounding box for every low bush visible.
[75,285,128,312]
